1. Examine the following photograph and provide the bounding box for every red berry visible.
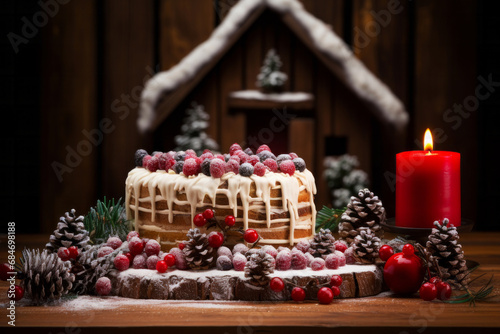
[208,232,224,248]
[253,162,266,176]
[330,275,343,287]
[164,253,176,267]
[95,277,112,296]
[243,229,259,244]
[142,155,152,168]
[145,239,161,257]
[436,281,452,300]
[291,287,306,302]
[68,246,79,260]
[331,286,340,297]
[317,287,334,304]
[289,152,299,160]
[203,209,214,220]
[106,236,123,250]
[379,245,394,261]
[147,156,160,172]
[429,276,441,284]
[210,158,226,178]
[247,155,260,166]
[57,247,70,261]
[183,158,200,176]
[200,152,214,161]
[193,213,207,227]
[113,254,130,271]
[156,260,168,273]
[178,242,185,250]
[225,159,240,174]
[225,215,236,227]
[279,160,295,176]
[8,284,24,301]
[233,150,248,164]
[402,244,415,257]
[98,246,114,258]
[263,158,278,172]
[185,149,197,159]
[333,240,348,253]
[128,237,145,255]
[127,231,140,241]
[419,282,437,301]
[1,263,12,281]
[125,252,133,264]
[256,145,271,154]
[270,277,285,292]
[229,143,242,155]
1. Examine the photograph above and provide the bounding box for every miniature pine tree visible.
[256,49,288,93]
[174,102,219,155]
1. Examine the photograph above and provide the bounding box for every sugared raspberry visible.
[174,151,186,161]
[247,155,260,166]
[344,247,357,264]
[145,239,161,257]
[132,254,147,269]
[152,151,162,157]
[127,231,139,241]
[215,154,225,161]
[95,277,112,296]
[232,252,247,271]
[295,240,310,253]
[203,149,212,154]
[293,158,306,172]
[201,158,211,176]
[217,246,233,259]
[277,246,291,253]
[234,150,248,163]
[291,249,307,270]
[325,253,339,269]
[113,254,130,271]
[276,154,292,165]
[334,240,348,253]
[216,255,233,271]
[229,155,240,164]
[229,143,242,155]
[164,157,176,171]
[210,158,225,178]
[311,258,326,271]
[239,163,254,177]
[200,152,214,161]
[263,158,278,172]
[185,149,197,159]
[157,153,168,170]
[57,247,70,261]
[147,156,160,172]
[232,243,249,256]
[170,247,189,269]
[128,237,144,255]
[276,250,292,270]
[98,246,114,258]
[305,252,315,267]
[142,155,152,168]
[261,245,277,258]
[106,236,122,250]
[135,149,148,167]
[173,161,184,174]
[335,251,346,266]
[183,158,200,176]
[289,152,299,160]
[253,162,266,176]
[146,255,160,270]
[225,159,240,174]
[257,150,276,162]
[256,145,271,154]
[279,160,295,176]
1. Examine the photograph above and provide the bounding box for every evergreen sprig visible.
[83,197,132,244]
[445,269,495,306]
[315,206,346,233]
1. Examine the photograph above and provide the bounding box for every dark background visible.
[1,0,499,233]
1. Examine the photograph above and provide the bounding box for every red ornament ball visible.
[436,281,452,301]
[8,284,24,301]
[203,209,214,220]
[156,260,168,273]
[128,237,145,255]
[419,282,437,301]
[270,277,285,292]
[95,277,112,296]
[379,245,394,261]
[164,253,176,267]
[57,247,70,261]
[330,275,343,287]
[331,286,340,297]
[113,254,130,271]
[317,287,334,304]
[383,250,425,295]
[1,263,12,281]
[243,229,259,244]
[193,213,207,227]
[291,287,306,302]
[208,232,224,248]
[225,215,236,227]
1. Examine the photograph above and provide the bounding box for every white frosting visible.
[125,168,317,245]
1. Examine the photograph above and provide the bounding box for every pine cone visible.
[308,228,336,258]
[426,219,469,289]
[352,228,381,263]
[245,249,275,286]
[339,188,386,245]
[46,209,90,253]
[183,229,216,270]
[20,249,75,305]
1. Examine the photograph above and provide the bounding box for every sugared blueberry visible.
[244,148,254,155]
[233,243,249,256]
[134,149,148,167]
[239,163,254,177]
[201,158,211,176]
[292,158,306,172]
[216,255,233,271]
[257,150,276,162]
[175,151,186,161]
[276,154,292,165]
[173,161,184,174]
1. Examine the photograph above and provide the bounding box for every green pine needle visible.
[83,197,133,244]
[315,206,346,232]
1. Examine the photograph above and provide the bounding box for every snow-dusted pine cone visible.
[426,219,469,289]
[308,228,336,258]
[339,188,386,245]
[352,228,381,263]
[245,249,275,286]
[20,249,75,305]
[46,209,90,253]
[183,228,216,270]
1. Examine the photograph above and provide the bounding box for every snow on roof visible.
[138,0,408,133]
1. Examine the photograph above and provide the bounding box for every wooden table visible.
[1,233,499,333]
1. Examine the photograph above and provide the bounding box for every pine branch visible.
[315,206,346,233]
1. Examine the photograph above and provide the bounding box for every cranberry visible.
[317,287,334,304]
[379,245,394,261]
[193,213,207,227]
[270,277,285,292]
[330,275,343,287]
[291,287,306,302]
[419,282,437,301]
[156,260,168,273]
[225,215,236,227]
[243,229,259,244]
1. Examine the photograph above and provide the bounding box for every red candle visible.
[396,129,461,228]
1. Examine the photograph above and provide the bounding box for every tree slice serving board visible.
[108,264,384,301]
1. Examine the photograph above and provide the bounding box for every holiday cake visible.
[126,144,317,250]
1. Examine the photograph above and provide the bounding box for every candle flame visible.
[424,128,433,152]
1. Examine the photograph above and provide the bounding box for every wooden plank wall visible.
[39,0,479,231]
